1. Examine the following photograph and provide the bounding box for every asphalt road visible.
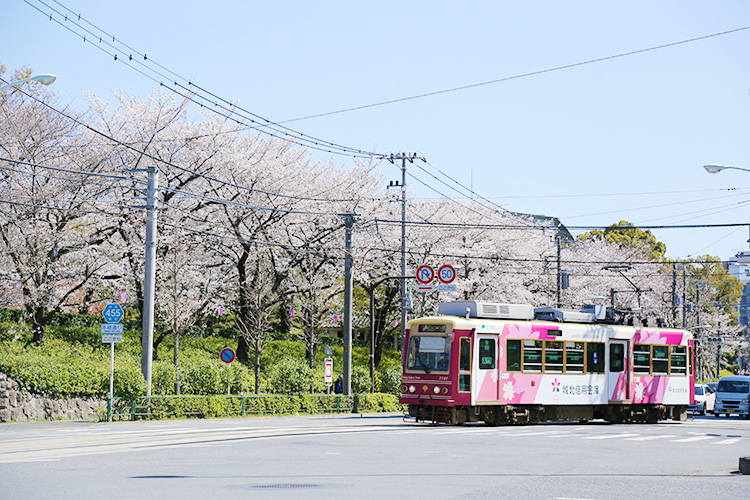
[1,412,748,499]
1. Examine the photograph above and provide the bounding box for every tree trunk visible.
[30,306,49,346]
[254,335,261,394]
[174,332,180,395]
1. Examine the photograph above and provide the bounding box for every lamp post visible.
[703,164,750,175]
[704,164,750,249]
[0,73,57,93]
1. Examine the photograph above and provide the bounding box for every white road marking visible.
[670,435,714,443]
[712,438,741,445]
[584,433,640,440]
[624,434,677,441]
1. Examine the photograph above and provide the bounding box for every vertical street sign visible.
[101,303,125,421]
[324,358,334,394]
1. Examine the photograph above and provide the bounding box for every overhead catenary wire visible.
[277,26,750,123]
[22,0,383,159]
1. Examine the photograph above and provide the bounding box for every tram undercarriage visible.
[408,404,687,425]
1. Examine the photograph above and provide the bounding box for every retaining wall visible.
[0,372,105,422]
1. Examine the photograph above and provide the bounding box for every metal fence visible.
[106,393,399,421]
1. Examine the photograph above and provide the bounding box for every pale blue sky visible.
[3,1,750,260]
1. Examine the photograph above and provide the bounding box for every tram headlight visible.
[433,386,440,394]
[442,386,449,395]
[402,385,408,393]
[409,385,416,393]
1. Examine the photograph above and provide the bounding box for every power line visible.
[278,26,750,123]
[23,0,384,159]
[372,218,750,231]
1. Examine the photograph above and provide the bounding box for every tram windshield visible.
[406,335,451,373]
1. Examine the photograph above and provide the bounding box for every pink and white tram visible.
[400,301,694,425]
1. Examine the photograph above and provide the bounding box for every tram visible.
[400,301,694,425]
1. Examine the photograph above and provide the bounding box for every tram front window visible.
[407,335,451,373]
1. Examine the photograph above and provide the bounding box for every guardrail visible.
[107,393,400,421]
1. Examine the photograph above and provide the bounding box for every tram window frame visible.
[565,341,585,374]
[609,343,625,373]
[459,337,472,393]
[670,345,687,375]
[689,346,694,376]
[653,345,669,375]
[586,342,605,373]
[633,344,651,375]
[523,340,543,373]
[478,338,496,370]
[506,339,522,372]
[544,340,564,373]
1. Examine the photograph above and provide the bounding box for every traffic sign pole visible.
[101,303,125,422]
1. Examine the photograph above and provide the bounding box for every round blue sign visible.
[220,347,236,364]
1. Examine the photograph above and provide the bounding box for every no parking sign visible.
[220,347,236,364]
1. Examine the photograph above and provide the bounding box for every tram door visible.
[473,335,500,404]
[607,340,629,402]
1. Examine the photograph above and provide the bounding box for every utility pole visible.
[126,167,158,396]
[341,212,357,396]
[556,235,562,307]
[671,264,678,327]
[386,152,423,352]
[142,168,158,396]
[682,266,687,329]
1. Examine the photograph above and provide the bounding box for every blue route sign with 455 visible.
[102,303,124,323]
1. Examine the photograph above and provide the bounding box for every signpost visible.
[102,303,125,323]
[220,347,236,364]
[416,265,435,284]
[324,358,334,393]
[101,303,125,421]
[416,264,459,292]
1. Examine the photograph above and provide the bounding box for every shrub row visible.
[0,346,402,399]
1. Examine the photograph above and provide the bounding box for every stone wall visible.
[0,372,106,422]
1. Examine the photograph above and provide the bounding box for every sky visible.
[3,0,750,262]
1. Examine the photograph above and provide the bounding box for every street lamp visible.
[704,164,750,250]
[0,73,57,93]
[703,164,750,175]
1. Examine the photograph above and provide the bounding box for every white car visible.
[689,384,715,415]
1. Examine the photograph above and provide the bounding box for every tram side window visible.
[653,345,669,375]
[634,344,651,375]
[586,342,605,373]
[670,346,687,375]
[565,342,585,373]
[545,341,564,373]
[506,340,521,372]
[609,343,625,372]
[479,338,495,370]
[459,338,471,392]
[523,340,543,373]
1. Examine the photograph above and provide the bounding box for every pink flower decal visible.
[552,378,561,392]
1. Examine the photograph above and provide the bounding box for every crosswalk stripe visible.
[670,435,714,443]
[625,434,677,441]
[712,438,741,445]
[584,433,639,440]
